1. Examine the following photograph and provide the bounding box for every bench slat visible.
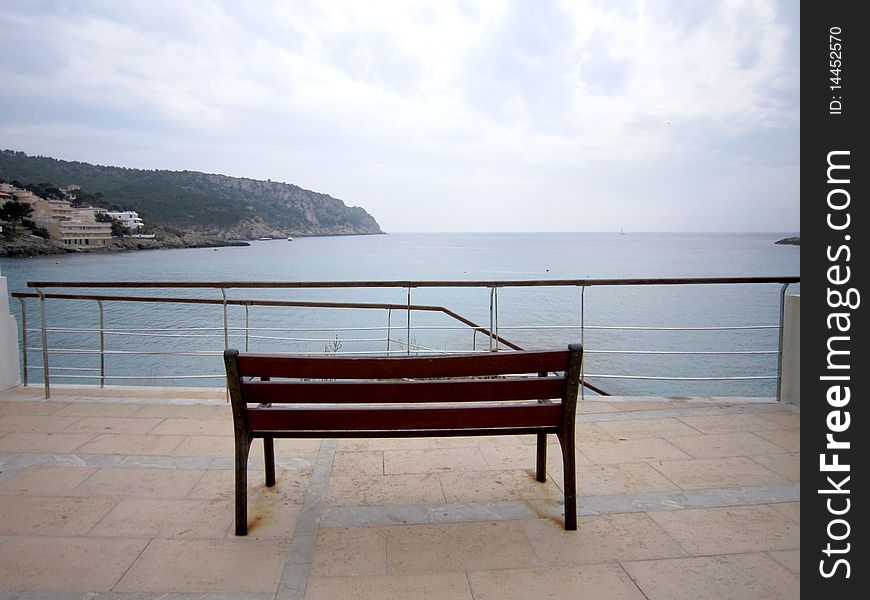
[241,377,566,404]
[236,350,569,379]
[241,427,560,438]
[246,403,563,431]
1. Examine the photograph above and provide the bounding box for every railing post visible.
[489,287,494,351]
[776,283,790,402]
[494,286,500,351]
[386,308,392,353]
[19,297,28,387]
[37,289,50,399]
[221,289,231,402]
[244,303,250,352]
[580,285,586,402]
[220,288,230,350]
[98,300,105,388]
[406,288,412,356]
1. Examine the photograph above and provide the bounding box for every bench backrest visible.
[224,345,582,435]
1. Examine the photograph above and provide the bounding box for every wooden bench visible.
[223,344,583,535]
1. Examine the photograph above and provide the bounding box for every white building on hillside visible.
[10,187,112,247]
[106,210,145,231]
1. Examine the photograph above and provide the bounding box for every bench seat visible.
[224,345,582,534]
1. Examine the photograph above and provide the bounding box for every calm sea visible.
[1,232,800,397]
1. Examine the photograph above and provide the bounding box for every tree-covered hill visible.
[0,150,383,238]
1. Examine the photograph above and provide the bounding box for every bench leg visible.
[535,434,547,482]
[235,435,253,536]
[264,436,276,487]
[558,431,577,531]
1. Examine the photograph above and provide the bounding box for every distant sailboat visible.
[620,228,626,235]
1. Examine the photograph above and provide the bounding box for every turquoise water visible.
[1,232,800,396]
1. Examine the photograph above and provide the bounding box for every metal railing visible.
[12,276,799,400]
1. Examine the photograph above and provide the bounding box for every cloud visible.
[0,0,799,232]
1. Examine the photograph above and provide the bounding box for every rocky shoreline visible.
[1,227,385,258]
[0,231,250,258]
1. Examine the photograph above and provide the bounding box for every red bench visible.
[223,344,583,534]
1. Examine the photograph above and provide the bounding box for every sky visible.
[0,0,800,233]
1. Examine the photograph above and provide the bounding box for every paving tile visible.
[0,414,82,433]
[768,549,801,576]
[676,413,786,434]
[769,501,800,524]
[577,438,691,464]
[74,433,186,455]
[0,495,118,535]
[72,467,205,499]
[665,431,788,459]
[648,505,800,554]
[331,449,384,474]
[576,400,618,413]
[623,552,800,600]
[429,434,525,448]
[178,436,321,463]
[90,498,233,538]
[0,400,68,415]
[467,564,647,600]
[577,463,680,496]
[132,403,223,418]
[336,438,431,452]
[649,456,787,490]
[386,521,540,573]
[0,536,148,592]
[574,422,614,441]
[0,431,93,453]
[310,526,387,577]
[173,434,236,457]
[523,513,685,566]
[596,398,702,411]
[439,469,563,503]
[755,428,800,451]
[188,468,310,503]
[752,452,800,481]
[0,465,98,495]
[54,402,143,417]
[428,502,537,524]
[759,411,801,428]
[326,472,445,506]
[243,500,301,538]
[150,418,233,436]
[383,447,491,474]
[115,538,288,594]
[62,416,164,435]
[262,438,323,460]
[480,443,592,471]
[595,418,701,440]
[305,572,472,600]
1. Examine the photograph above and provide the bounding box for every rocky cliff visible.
[0,150,384,239]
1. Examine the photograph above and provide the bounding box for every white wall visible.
[0,265,22,391]
[780,294,799,405]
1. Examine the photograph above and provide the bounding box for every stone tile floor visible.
[0,385,800,599]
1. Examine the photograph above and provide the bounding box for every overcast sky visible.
[1,0,799,233]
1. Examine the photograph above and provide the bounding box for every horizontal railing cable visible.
[13,276,799,398]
